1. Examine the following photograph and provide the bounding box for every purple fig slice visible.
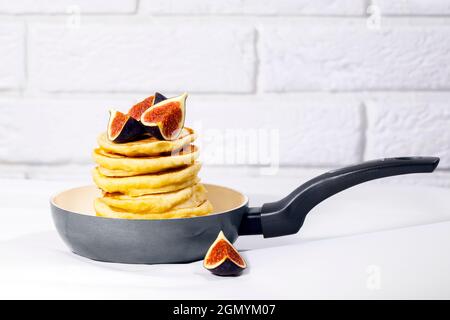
[203,231,247,276]
[107,109,144,143]
[140,92,187,141]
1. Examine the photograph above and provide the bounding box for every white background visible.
[1,178,450,299]
[1,1,450,300]
[0,0,449,186]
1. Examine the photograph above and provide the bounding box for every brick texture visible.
[187,95,363,166]
[140,0,366,15]
[0,2,448,188]
[0,23,24,90]
[366,97,450,168]
[0,95,362,166]
[0,0,136,14]
[0,98,133,163]
[28,22,255,93]
[261,24,450,91]
[375,0,450,15]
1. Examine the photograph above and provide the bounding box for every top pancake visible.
[93,145,199,176]
[97,127,197,157]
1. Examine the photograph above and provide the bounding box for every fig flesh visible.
[128,95,155,120]
[107,109,144,143]
[127,92,168,120]
[203,231,246,276]
[140,92,187,141]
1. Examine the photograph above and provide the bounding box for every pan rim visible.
[50,183,249,222]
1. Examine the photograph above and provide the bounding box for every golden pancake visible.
[97,167,145,177]
[101,183,207,213]
[93,145,199,175]
[171,187,208,209]
[94,199,214,219]
[92,162,201,194]
[97,127,197,157]
[124,177,200,196]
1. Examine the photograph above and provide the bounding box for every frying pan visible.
[51,156,439,264]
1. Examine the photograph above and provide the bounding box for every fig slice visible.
[203,231,247,276]
[127,92,167,120]
[107,109,144,143]
[140,92,187,141]
[128,95,155,120]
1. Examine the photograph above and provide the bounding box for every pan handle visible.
[238,156,440,237]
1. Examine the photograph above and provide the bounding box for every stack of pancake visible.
[92,127,213,219]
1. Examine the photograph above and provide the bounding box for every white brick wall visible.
[139,0,366,16]
[260,24,450,91]
[29,22,255,92]
[0,98,133,163]
[366,96,450,168]
[0,0,449,188]
[188,95,363,166]
[0,95,362,166]
[0,0,137,14]
[0,23,24,89]
[375,0,450,16]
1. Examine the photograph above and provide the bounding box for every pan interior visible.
[52,184,247,218]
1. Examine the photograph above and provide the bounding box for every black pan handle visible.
[238,156,440,238]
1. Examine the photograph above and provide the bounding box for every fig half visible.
[203,231,247,276]
[107,109,144,143]
[140,92,187,141]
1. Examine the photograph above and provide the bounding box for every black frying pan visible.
[51,156,439,264]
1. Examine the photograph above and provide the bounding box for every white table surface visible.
[1,176,450,299]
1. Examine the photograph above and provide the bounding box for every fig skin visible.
[203,231,247,277]
[208,259,245,277]
[107,110,145,143]
[144,125,166,141]
[154,92,167,105]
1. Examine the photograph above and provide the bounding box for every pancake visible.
[101,184,207,213]
[97,127,197,157]
[92,103,212,220]
[124,177,200,196]
[171,187,208,209]
[92,162,202,194]
[97,167,146,177]
[93,145,199,176]
[94,198,214,220]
